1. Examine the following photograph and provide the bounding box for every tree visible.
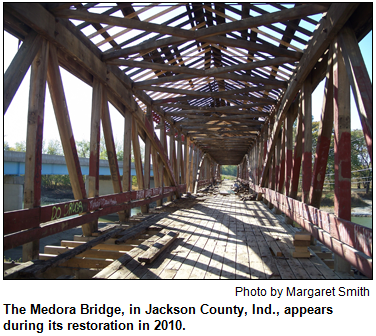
[45,139,63,155]
[4,140,11,151]
[310,126,371,193]
[14,141,26,152]
[351,129,372,193]
[221,165,237,176]
[76,139,90,158]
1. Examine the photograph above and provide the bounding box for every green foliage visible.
[14,141,26,152]
[4,140,11,151]
[310,126,371,192]
[132,175,138,189]
[45,139,63,155]
[42,174,72,189]
[99,135,126,162]
[76,140,90,158]
[221,165,237,176]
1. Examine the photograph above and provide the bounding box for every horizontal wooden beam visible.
[196,4,329,39]
[101,5,322,61]
[143,85,276,103]
[132,57,295,86]
[108,59,203,75]
[202,35,302,59]
[53,9,195,39]
[4,184,186,250]
[102,36,187,61]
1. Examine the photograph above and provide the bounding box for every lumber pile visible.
[292,231,311,258]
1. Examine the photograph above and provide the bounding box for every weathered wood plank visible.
[138,231,178,264]
[12,227,126,278]
[22,39,49,261]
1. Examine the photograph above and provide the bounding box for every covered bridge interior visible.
[3,3,372,279]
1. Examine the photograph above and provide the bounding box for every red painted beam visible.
[333,38,351,221]
[290,107,303,199]
[4,184,187,238]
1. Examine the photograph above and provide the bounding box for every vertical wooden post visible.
[161,122,172,202]
[157,119,166,204]
[87,78,102,231]
[278,123,285,193]
[47,44,89,234]
[192,148,200,193]
[338,26,372,162]
[285,101,302,224]
[123,108,132,219]
[151,147,161,205]
[333,38,351,273]
[102,91,126,219]
[256,132,264,200]
[190,146,197,193]
[254,138,259,184]
[143,106,152,213]
[302,77,312,204]
[310,48,334,208]
[181,134,187,187]
[132,117,145,194]
[274,130,282,214]
[177,132,182,185]
[22,40,48,261]
[285,110,293,197]
[275,133,281,190]
[169,130,177,200]
[188,143,194,192]
[268,119,275,209]
[186,138,191,191]
[290,101,303,200]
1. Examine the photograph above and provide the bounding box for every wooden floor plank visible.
[91,182,347,280]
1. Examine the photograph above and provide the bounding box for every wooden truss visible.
[3,3,372,277]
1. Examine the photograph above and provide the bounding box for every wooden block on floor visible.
[61,240,137,252]
[323,259,334,269]
[294,246,308,253]
[39,254,112,269]
[293,239,311,247]
[292,251,311,258]
[44,245,128,260]
[269,242,283,257]
[138,231,178,264]
[294,232,311,241]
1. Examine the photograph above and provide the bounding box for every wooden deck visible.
[5,182,361,280]
[93,183,345,280]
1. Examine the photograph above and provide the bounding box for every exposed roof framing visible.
[4,3,368,165]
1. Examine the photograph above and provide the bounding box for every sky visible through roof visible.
[3,4,373,151]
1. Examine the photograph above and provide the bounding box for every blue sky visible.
[3,29,372,148]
